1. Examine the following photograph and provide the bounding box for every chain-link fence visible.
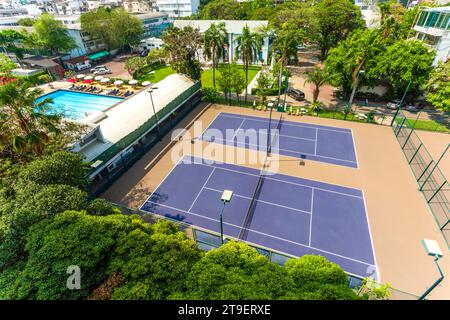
[393,110,450,247]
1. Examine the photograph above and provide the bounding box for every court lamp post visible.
[266,101,275,156]
[219,190,233,245]
[419,239,444,300]
[148,86,159,133]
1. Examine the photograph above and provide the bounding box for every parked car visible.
[93,68,112,75]
[386,100,401,110]
[406,104,424,112]
[287,88,305,101]
[90,65,107,73]
[140,49,149,57]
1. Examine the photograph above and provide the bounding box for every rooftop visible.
[133,12,169,20]
[78,73,196,162]
[422,6,450,12]
[173,20,269,34]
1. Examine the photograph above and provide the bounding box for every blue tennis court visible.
[140,156,377,279]
[199,112,359,168]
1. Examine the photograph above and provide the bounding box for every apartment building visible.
[156,0,199,18]
[413,6,449,65]
[135,11,171,38]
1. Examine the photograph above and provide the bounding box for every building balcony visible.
[413,25,447,37]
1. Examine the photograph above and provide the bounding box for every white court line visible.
[188,167,216,213]
[350,128,360,169]
[144,200,376,268]
[139,156,185,211]
[361,189,380,281]
[230,118,247,141]
[218,112,353,134]
[201,134,358,165]
[203,186,312,215]
[251,129,316,142]
[196,161,364,200]
[314,128,318,156]
[309,188,314,247]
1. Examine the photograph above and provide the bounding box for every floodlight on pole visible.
[219,190,233,245]
[419,239,444,300]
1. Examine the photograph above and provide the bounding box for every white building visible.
[413,6,450,65]
[156,0,199,18]
[123,0,156,13]
[174,20,270,65]
[134,12,171,38]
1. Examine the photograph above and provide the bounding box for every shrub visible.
[202,86,221,103]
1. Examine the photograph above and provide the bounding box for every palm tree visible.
[304,66,331,102]
[235,25,262,103]
[204,22,228,89]
[273,29,300,107]
[0,80,62,157]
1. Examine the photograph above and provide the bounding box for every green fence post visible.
[409,143,423,164]
[417,160,434,183]
[420,145,449,191]
[402,128,415,149]
[427,181,447,204]
[396,117,407,136]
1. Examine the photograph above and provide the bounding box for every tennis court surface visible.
[199,112,359,168]
[140,155,377,279]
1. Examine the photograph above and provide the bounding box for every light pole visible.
[148,86,159,133]
[419,239,444,300]
[348,70,365,111]
[219,190,233,245]
[266,100,275,156]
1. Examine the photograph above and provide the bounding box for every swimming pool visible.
[36,90,124,120]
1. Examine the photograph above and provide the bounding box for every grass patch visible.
[396,118,449,133]
[135,64,176,84]
[201,65,261,91]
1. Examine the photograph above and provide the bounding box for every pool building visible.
[41,74,201,195]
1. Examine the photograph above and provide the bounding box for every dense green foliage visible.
[0,80,85,160]
[80,8,144,51]
[426,61,450,112]
[33,14,77,54]
[0,151,362,300]
[162,26,203,80]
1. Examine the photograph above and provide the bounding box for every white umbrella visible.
[142,81,151,86]
[84,75,93,80]
[94,76,104,81]
[76,74,86,79]
[114,80,124,86]
[100,78,110,83]
[128,79,138,85]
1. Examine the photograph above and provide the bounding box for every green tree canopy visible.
[13,211,149,299]
[313,0,365,60]
[110,220,202,299]
[33,14,77,54]
[325,28,383,98]
[162,26,203,80]
[80,8,144,51]
[0,54,17,73]
[426,61,450,112]
[204,22,228,88]
[179,241,290,299]
[18,151,90,189]
[376,39,434,97]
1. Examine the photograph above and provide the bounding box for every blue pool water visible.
[36,90,124,120]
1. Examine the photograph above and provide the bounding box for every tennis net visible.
[238,163,268,241]
[268,113,283,155]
